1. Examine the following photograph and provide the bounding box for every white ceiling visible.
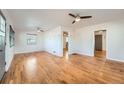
[7,9,124,31]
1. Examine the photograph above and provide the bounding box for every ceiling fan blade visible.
[80,16,92,19]
[72,20,76,24]
[40,30,44,32]
[69,13,76,18]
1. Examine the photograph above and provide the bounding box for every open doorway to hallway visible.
[94,30,106,58]
[63,31,69,57]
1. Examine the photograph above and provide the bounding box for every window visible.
[9,25,15,47]
[27,34,37,45]
[0,14,5,33]
[0,11,6,50]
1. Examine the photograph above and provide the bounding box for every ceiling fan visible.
[69,13,92,24]
[37,27,45,32]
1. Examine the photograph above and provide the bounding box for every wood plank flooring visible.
[1,51,124,84]
[95,50,106,58]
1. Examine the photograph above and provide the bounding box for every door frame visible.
[93,30,106,57]
[62,31,71,56]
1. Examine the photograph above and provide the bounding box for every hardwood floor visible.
[94,50,106,58]
[1,51,124,84]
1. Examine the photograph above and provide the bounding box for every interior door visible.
[95,35,102,51]
[0,11,6,81]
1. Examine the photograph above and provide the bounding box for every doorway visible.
[63,31,69,57]
[94,30,106,58]
[0,11,6,81]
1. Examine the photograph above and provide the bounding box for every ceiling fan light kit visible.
[75,16,81,22]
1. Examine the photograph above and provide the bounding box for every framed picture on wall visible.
[27,33,37,45]
[9,25,15,47]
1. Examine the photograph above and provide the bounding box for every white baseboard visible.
[107,57,124,63]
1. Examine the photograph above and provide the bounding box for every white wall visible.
[15,30,44,54]
[14,26,75,57]
[102,31,106,51]
[1,10,15,71]
[44,26,63,57]
[74,19,124,62]
[107,20,124,62]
